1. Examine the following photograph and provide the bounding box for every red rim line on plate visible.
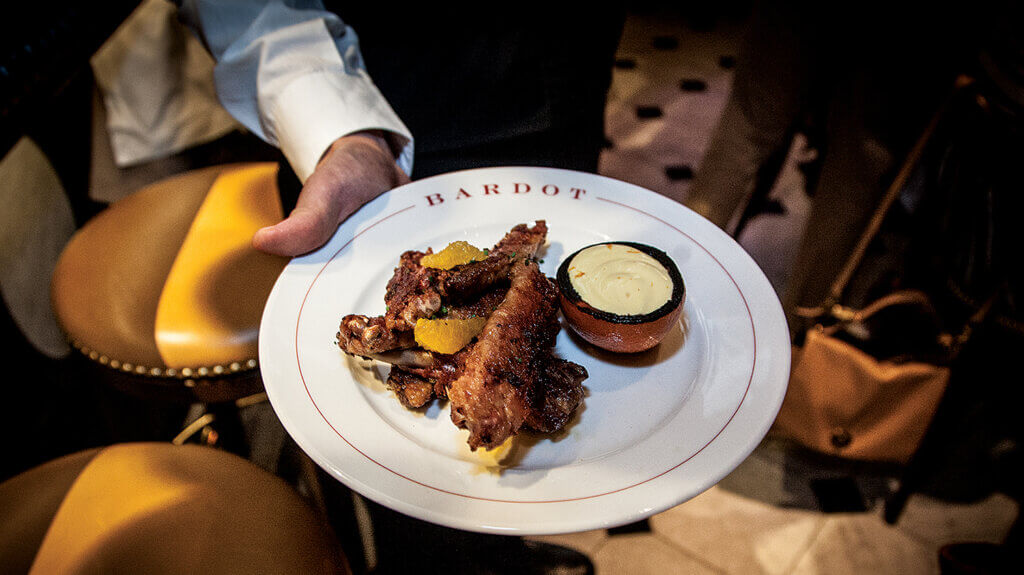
[293,198,757,504]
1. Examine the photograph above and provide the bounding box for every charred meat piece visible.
[491,220,549,255]
[444,285,508,320]
[337,222,546,357]
[337,221,587,449]
[525,358,588,433]
[446,258,567,450]
[380,348,466,409]
[386,369,436,409]
[384,250,442,331]
[337,314,415,356]
[439,221,548,301]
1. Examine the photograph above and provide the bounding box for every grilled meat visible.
[447,258,568,449]
[526,358,589,433]
[337,222,547,356]
[336,221,586,449]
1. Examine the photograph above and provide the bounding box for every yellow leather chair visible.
[51,163,288,403]
[0,442,349,574]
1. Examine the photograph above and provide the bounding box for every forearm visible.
[175,0,413,181]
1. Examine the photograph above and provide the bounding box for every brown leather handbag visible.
[774,292,954,463]
[770,86,985,464]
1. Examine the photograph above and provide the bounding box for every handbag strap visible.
[947,286,1001,357]
[815,281,999,360]
[818,289,935,337]
[795,78,968,320]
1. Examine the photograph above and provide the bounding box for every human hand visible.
[252,131,410,256]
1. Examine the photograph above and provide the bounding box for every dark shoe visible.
[354,494,593,575]
[516,540,594,575]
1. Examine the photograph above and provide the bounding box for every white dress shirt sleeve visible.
[177,0,413,182]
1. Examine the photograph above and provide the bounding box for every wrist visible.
[321,130,396,165]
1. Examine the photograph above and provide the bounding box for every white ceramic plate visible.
[260,167,790,535]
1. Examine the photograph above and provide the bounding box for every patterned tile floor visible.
[527,463,1017,574]
[553,6,1020,574]
[598,5,810,295]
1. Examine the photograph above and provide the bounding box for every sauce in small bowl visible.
[556,242,684,353]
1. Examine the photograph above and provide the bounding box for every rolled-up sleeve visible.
[177,0,413,181]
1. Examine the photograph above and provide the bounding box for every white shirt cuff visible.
[267,72,414,182]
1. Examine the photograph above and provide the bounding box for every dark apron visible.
[331,7,624,177]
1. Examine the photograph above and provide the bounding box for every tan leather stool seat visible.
[0,443,349,575]
[51,164,288,402]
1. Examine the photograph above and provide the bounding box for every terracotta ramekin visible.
[556,241,684,353]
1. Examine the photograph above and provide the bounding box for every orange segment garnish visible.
[420,241,488,270]
[414,316,488,354]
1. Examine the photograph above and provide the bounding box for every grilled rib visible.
[337,221,586,449]
[446,258,564,450]
[337,222,546,356]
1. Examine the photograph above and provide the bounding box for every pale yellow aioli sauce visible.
[568,244,673,315]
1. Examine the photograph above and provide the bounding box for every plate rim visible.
[260,166,790,533]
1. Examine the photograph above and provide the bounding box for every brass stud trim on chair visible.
[70,339,259,382]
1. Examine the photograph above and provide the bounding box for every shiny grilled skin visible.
[336,221,587,449]
[447,258,576,450]
[336,222,547,356]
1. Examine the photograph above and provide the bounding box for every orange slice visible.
[420,241,488,270]
[414,316,488,354]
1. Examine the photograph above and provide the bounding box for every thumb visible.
[252,133,406,257]
[253,204,338,257]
